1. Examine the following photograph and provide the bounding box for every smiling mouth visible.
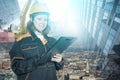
[39,24,44,27]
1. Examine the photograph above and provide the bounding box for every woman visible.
[9,2,64,80]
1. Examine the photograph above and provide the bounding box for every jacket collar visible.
[30,31,49,41]
[30,31,38,41]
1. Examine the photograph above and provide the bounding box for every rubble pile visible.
[0,42,16,80]
[57,51,105,80]
[0,46,120,80]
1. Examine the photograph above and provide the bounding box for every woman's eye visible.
[44,18,47,21]
[37,18,47,21]
[37,18,42,20]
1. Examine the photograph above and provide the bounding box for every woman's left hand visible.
[51,54,62,63]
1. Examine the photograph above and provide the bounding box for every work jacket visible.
[9,32,64,80]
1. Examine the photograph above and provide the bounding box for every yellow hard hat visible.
[29,2,50,15]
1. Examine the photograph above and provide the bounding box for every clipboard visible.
[47,36,76,56]
[40,36,76,63]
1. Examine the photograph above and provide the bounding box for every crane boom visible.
[16,0,33,38]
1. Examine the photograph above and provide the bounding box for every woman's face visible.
[33,14,48,32]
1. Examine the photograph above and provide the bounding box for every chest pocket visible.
[21,44,39,59]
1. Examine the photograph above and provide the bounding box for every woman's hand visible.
[51,54,62,63]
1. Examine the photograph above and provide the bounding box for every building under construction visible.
[0,0,120,80]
